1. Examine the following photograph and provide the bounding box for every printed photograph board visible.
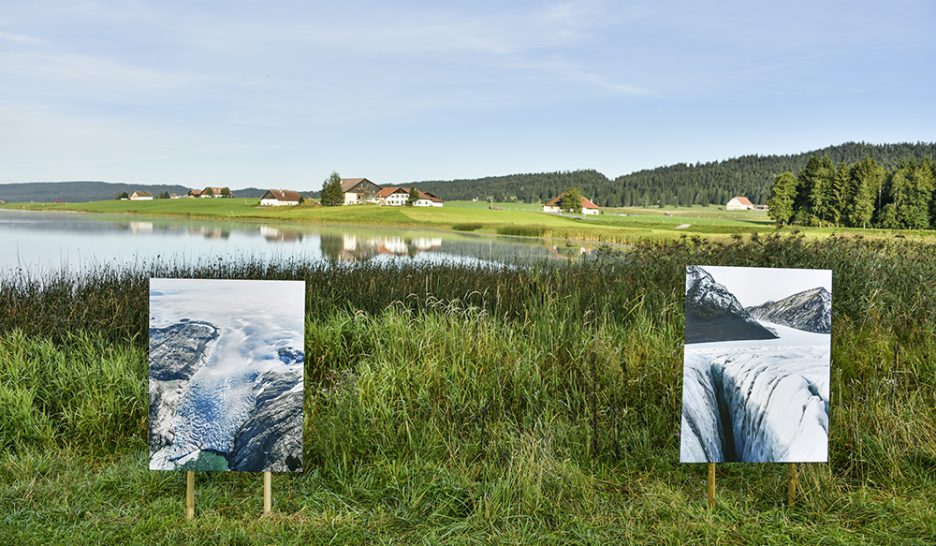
[680,266,832,463]
[149,278,305,472]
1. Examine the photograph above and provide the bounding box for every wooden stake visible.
[185,471,195,520]
[263,472,272,515]
[707,463,716,509]
[788,463,798,507]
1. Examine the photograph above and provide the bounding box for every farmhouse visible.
[129,191,154,201]
[341,178,381,205]
[377,187,444,207]
[543,194,600,215]
[726,196,754,210]
[199,186,232,198]
[260,189,302,206]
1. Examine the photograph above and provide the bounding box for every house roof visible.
[377,186,445,202]
[545,193,599,209]
[188,189,203,196]
[203,186,228,194]
[131,191,152,197]
[262,189,301,202]
[376,186,409,198]
[416,190,444,203]
[730,196,753,206]
[340,178,378,192]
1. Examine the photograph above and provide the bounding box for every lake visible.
[0,209,593,274]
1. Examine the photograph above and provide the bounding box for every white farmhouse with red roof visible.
[726,195,754,210]
[543,193,600,215]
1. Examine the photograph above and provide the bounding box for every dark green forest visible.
[768,156,936,230]
[407,142,936,207]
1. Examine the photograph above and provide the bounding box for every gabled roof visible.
[730,196,753,206]
[545,193,598,209]
[416,190,443,203]
[340,178,379,192]
[130,191,152,197]
[377,186,409,198]
[262,189,301,202]
[377,186,445,202]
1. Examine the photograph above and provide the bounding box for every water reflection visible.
[0,209,607,273]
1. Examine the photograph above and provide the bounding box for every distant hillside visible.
[405,142,936,207]
[0,181,191,203]
[406,170,611,204]
[0,182,316,203]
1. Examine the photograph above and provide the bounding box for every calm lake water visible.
[0,210,591,274]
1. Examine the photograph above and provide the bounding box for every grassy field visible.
[7,198,934,243]
[1,234,934,544]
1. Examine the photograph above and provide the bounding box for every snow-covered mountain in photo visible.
[148,278,305,472]
[680,266,832,463]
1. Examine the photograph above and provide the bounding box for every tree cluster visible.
[404,142,935,208]
[768,156,936,229]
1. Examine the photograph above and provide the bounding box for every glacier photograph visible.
[680,265,832,463]
[148,278,305,472]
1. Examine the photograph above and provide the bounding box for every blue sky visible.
[1,0,933,189]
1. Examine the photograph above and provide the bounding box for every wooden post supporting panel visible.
[185,471,195,520]
[707,463,716,509]
[263,472,272,515]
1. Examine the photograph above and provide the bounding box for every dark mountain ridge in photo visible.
[746,287,832,334]
[684,266,779,344]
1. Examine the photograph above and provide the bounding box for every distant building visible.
[199,186,232,198]
[169,193,182,199]
[376,187,444,207]
[340,178,381,205]
[726,196,754,210]
[543,194,600,215]
[129,191,154,201]
[260,189,302,206]
[187,189,203,198]
[376,186,410,206]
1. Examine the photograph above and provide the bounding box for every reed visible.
[0,233,934,543]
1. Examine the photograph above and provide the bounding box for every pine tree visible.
[845,158,884,228]
[830,163,850,226]
[767,171,797,226]
[320,171,344,207]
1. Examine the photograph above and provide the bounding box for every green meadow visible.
[1,234,934,544]
[8,198,935,243]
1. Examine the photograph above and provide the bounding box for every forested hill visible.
[407,142,936,207]
[0,181,191,203]
[405,170,612,204]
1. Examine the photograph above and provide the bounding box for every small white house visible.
[260,189,301,206]
[543,194,600,215]
[129,191,154,201]
[377,187,445,207]
[726,196,754,210]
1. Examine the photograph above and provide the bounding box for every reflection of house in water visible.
[259,225,303,243]
[320,233,445,262]
[411,237,443,251]
[187,226,230,240]
[128,221,154,234]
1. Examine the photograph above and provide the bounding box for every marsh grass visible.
[0,233,934,543]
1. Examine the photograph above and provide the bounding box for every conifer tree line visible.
[767,156,936,229]
[404,142,935,208]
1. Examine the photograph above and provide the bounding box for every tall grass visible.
[0,233,934,543]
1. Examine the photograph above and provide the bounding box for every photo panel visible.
[680,266,831,463]
[149,279,305,472]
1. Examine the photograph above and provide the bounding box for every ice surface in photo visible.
[680,266,831,463]
[148,278,305,472]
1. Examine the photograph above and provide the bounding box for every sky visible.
[701,266,832,308]
[1,0,934,190]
